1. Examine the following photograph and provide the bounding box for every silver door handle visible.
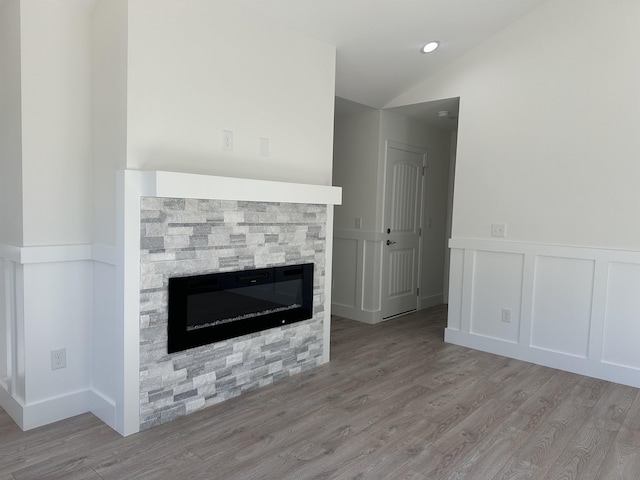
[386,240,397,246]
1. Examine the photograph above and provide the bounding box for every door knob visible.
[386,240,397,246]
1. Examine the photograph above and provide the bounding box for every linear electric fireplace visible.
[168,263,314,353]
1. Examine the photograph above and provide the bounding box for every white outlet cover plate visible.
[51,348,67,370]
[222,130,233,151]
[491,223,506,238]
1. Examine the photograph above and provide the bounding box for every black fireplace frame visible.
[167,263,314,353]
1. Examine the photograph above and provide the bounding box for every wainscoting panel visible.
[602,262,640,369]
[446,247,464,331]
[0,257,19,399]
[331,230,384,324]
[332,238,358,309]
[531,256,594,358]
[470,250,523,344]
[362,239,383,314]
[447,239,640,388]
[0,243,110,431]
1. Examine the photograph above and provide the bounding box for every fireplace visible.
[124,172,340,434]
[168,263,314,353]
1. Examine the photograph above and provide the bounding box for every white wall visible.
[0,0,23,246]
[333,107,381,232]
[126,0,336,186]
[92,0,128,246]
[388,0,640,250]
[89,0,128,428]
[20,0,94,246]
[388,1,640,388]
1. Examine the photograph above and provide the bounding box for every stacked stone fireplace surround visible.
[138,196,327,430]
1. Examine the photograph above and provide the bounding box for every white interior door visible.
[382,142,425,319]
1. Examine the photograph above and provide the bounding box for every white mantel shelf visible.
[134,170,342,205]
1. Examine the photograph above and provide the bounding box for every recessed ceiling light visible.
[421,41,440,54]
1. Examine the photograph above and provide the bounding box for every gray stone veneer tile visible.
[139,197,327,430]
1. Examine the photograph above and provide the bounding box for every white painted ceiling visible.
[233,0,546,110]
[335,95,461,132]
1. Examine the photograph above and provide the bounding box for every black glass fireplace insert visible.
[168,263,313,353]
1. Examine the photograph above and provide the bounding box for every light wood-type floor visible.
[2,305,640,479]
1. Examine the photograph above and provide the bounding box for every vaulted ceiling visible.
[234,0,546,109]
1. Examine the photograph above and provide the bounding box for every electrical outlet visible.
[491,223,506,238]
[355,217,362,229]
[51,348,66,370]
[501,308,512,323]
[222,130,233,151]
[259,137,269,157]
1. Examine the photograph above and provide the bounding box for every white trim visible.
[420,293,443,310]
[116,171,143,436]
[331,303,382,325]
[92,244,117,266]
[89,388,117,429]
[588,259,609,362]
[143,170,342,205]
[20,244,92,264]
[0,242,117,266]
[323,207,336,363]
[14,389,94,431]
[0,383,23,427]
[449,238,640,263]
[0,243,21,263]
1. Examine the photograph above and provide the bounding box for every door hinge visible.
[422,166,426,176]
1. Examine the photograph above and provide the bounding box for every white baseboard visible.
[19,389,93,430]
[333,299,444,325]
[89,389,117,431]
[0,387,119,432]
[0,386,24,428]
[331,303,381,324]
[445,328,640,389]
[420,293,443,310]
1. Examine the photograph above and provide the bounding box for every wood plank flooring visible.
[2,305,640,479]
